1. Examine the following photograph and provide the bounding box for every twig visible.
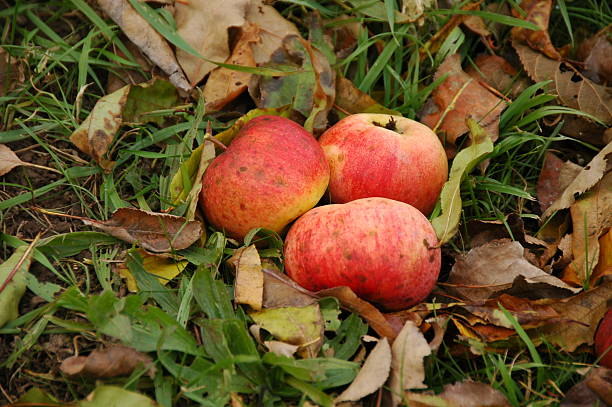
[0,234,40,295]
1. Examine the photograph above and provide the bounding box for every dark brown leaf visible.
[60,345,155,378]
[465,54,528,99]
[420,54,506,156]
[447,239,579,301]
[83,208,202,252]
[561,367,612,407]
[577,25,612,85]
[537,152,583,213]
[515,43,612,125]
[405,380,512,407]
[511,0,561,59]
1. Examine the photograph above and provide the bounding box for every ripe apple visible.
[319,113,448,215]
[284,197,441,311]
[595,308,612,368]
[201,115,329,240]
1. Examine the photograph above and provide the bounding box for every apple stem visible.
[203,121,228,151]
[372,116,399,133]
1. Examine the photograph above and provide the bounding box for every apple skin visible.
[595,308,612,368]
[284,197,441,311]
[319,113,448,215]
[201,116,329,240]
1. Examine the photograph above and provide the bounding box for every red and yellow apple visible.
[319,113,448,215]
[595,308,612,368]
[284,197,441,311]
[201,116,329,240]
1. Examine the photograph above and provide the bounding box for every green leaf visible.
[17,387,58,404]
[79,386,157,407]
[123,79,179,125]
[285,376,333,407]
[250,304,324,358]
[169,140,215,212]
[431,118,493,243]
[214,107,292,146]
[37,232,118,258]
[326,313,368,360]
[193,268,235,320]
[0,244,35,327]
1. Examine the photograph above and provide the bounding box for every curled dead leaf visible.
[97,0,190,92]
[60,345,155,378]
[511,0,561,59]
[83,207,202,252]
[577,25,612,85]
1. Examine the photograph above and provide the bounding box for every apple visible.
[319,113,448,215]
[595,308,612,368]
[284,197,441,311]
[201,115,329,240]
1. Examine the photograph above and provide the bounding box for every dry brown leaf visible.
[447,239,579,301]
[83,207,202,252]
[563,172,612,286]
[405,380,512,407]
[560,116,608,146]
[229,245,264,310]
[0,144,27,176]
[245,0,301,65]
[511,0,560,59]
[70,85,130,171]
[462,15,492,38]
[577,25,612,85]
[515,43,612,125]
[465,54,528,99]
[389,321,430,406]
[264,340,299,357]
[543,143,612,218]
[420,54,506,155]
[262,267,317,308]
[561,367,612,407]
[537,152,583,213]
[538,280,612,351]
[204,23,259,111]
[97,0,190,92]
[317,286,399,340]
[335,75,400,115]
[336,337,391,403]
[175,0,248,86]
[593,229,612,282]
[60,345,155,378]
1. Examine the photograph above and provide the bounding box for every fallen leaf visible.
[389,321,431,406]
[560,116,608,146]
[204,23,259,111]
[420,54,506,153]
[106,38,151,93]
[60,344,155,378]
[466,213,531,249]
[169,139,216,221]
[70,85,130,170]
[563,172,612,286]
[97,0,190,92]
[577,25,612,85]
[83,207,202,252]
[431,119,494,244]
[0,144,27,176]
[114,249,188,292]
[405,380,512,407]
[347,0,414,23]
[561,367,612,407]
[511,0,561,59]
[336,337,392,402]
[264,341,299,358]
[16,387,58,404]
[335,75,401,116]
[79,385,158,407]
[262,267,317,308]
[245,0,301,65]
[122,78,179,125]
[593,229,612,282]
[543,143,612,218]
[317,286,399,340]
[229,245,264,311]
[447,239,579,301]
[250,35,336,133]
[465,54,528,98]
[462,15,492,38]
[249,304,324,358]
[538,280,612,351]
[0,242,35,328]
[537,152,583,213]
[174,0,248,86]
[515,43,612,125]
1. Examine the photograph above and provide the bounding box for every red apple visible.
[319,113,448,215]
[595,308,612,368]
[201,116,329,240]
[284,197,441,311]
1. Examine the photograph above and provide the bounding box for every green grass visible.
[0,0,608,405]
